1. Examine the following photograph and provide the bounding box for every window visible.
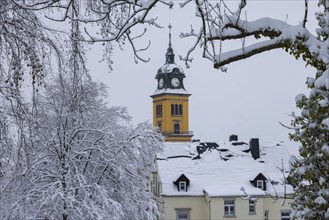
[157,181,161,196]
[257,180,264,189]
[175,208,191,220]
[179,181,186,191]
[174,123,180,134]
[281,211,291,220]
[224,199,235,216]
[153,175,157,196]
[156,104,162,117]
[249,200,256,214]
[171,104,183,116]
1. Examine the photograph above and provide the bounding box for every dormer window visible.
[250,173,267,191]
[173,174,190,192]
[257,180,264,190]
[179,181,187,191]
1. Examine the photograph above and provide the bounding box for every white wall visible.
[161,196,293,220]
[210,197,264,220]
[162,196,208,220]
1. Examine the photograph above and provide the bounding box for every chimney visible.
[249,138,260,160]
[229,134,238,142]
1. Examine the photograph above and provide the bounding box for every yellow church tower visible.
[150,24,193,142]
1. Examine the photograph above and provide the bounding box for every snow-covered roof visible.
[157,63,184,76]
[157,140,295,197]
[152,88,190,96]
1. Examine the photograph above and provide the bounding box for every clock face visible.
[159,78,164,88]
[171,78,180,88]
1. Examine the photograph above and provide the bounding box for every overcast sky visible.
[87,0,318,145]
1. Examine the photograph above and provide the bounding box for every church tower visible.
[150,24,193,142]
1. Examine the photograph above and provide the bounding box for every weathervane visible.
[168,23,172,48]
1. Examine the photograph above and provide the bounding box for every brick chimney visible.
[249,138,260,160]
[229,134,238,142]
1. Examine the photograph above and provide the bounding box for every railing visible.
[161,130,194,136]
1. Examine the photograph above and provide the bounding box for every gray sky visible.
[87,1,317,144]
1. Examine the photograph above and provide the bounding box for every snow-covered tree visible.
[1,0,171,80]
[1,2,164,218]
[2,0,328,218]
[0,71,163,219]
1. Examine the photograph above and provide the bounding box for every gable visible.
[174,174,190,184]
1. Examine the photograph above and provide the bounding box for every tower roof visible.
[157,24,185,77]
[157,63,184,76]
[152,24,189,97]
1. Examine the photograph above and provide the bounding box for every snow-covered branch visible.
[214,39,284,68]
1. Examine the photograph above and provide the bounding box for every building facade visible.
[149,26,294,220]
[151,140,294,220]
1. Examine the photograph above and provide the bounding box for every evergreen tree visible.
[288,1,329,218]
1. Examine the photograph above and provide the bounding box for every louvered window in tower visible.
[174,123,180,134]
[171,104,182,116]
[156,104,162,117]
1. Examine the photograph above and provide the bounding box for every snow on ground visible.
[157,139,296,197]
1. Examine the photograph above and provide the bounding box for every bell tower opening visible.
[150,24,193,142]
[174,122,180,134]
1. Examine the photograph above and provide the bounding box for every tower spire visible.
[168,23,172,48]
[166,23,175,64]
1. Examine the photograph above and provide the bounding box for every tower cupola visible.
[155,24,187,92]
[150,24,193,142]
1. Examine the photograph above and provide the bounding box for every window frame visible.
[175,208,191,220]
[256,180,264,189]
[280,210,291,220]
[171,104,183,116]
[224,199,235,217]
[248,199,256,214]
[179,104,183,115]
[156,104,162,117]
[179,181,187,191]
[174,122,180,134]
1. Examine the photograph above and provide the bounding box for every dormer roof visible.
[250,173,267,182]
[173,174,190,185]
